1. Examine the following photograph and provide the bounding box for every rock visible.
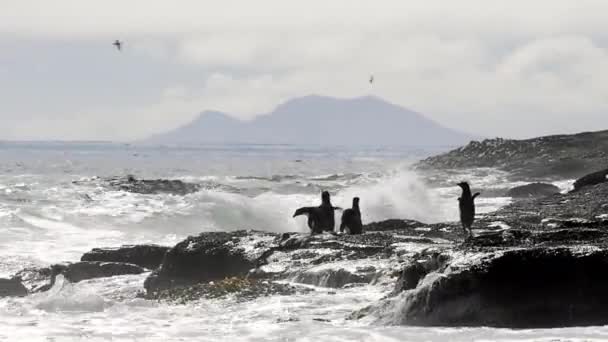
[290,268,376,288]
[573,168,608,192]
[16,262,145,292]
[81,245,169,270]
[60,262,145,283]
[107,175,201,195]
[0,277,28,297]
[396,246,608,328]
[393,262,426,292]
[506,183,560,198]
[416,130,608,180]
[144,277,304,303]
[393,249,451,293]
[480,182,608,229]
[13,267,55,293]
[144,231,258,293]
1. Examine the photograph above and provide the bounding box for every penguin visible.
[457,182,480,236]
[340,197,363,235]
[293,191,340,234]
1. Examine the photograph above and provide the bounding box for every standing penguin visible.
[457,182,480,236]
[340,197,363,235]
[293,191,341,234]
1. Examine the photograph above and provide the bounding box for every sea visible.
[0,142,602,341]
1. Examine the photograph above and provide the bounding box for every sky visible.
[1,0,608,141]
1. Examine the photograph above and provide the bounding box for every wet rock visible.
[397,247,608,328]
[107,175,201,195]
[144,277,304,303]
[13,267,55,293]
[16,262,145,292]
[0,277,28,297]
[393,249,451,293]
[506,183,560,198]
[81,245,169,270]
[144,231,260,293]
[573,168,608,192]
[59,262,146,283]
[290,268,376,288]
[393,262,426,292]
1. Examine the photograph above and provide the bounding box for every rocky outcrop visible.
[478,181,608,229]
[352,181,608,328]
[0,277,28,297]
[15,262,145,292]
[59,262,145,283]
[107,175,201,195]
[81,245,169,270]
[389,230,608,328]
[416,130,608,179]
[573,168,608,192]
[143,231,266,293]
[506,183,560,198]
[143,224,456,296]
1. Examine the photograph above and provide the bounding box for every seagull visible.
[369,75,374,84]
[113,40,122,51]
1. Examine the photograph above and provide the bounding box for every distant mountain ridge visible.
[142,95,474,146]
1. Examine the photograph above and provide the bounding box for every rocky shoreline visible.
[416,130,608,180]
[2,173,608,328]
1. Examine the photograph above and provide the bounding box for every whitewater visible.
[0,142,601,341]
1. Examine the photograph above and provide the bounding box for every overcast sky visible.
[1,0,608,141]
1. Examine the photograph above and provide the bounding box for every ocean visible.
[0,142,599,341]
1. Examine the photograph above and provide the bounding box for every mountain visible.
[142,95,474,146]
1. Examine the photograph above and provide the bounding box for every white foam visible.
[33,275,107,313]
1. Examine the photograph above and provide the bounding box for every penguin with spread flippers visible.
[457,182,480,236]
[293,191,341,234]
[340,197,363,235]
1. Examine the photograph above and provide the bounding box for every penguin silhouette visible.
[293,191,341,234]
[457,182,480,236]
[340,197,362,235]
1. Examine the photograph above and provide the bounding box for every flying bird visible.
[113,40,123,51]
[369,75,374,84]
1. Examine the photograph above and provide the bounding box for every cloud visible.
[1,0,608,140]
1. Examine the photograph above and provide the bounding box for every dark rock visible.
[144,231,258,293]
[416,130,608,180]
[14,267,55,293]
[0,277,28,297]
[144,277,304,303]
[81,245,169,270]
[393,249,452,293]
[16,262,145,292]
[506,183,560,198]
[480,182,608,229]
[393,262,426,292]
[573,168,608,192]
[107,175,201,195]
[59,262,146,283]
[397,247,608,328]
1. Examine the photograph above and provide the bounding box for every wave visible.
[33,275,107,313]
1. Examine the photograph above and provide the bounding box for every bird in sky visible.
[369,75,374,84]
[113,40,122,51]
